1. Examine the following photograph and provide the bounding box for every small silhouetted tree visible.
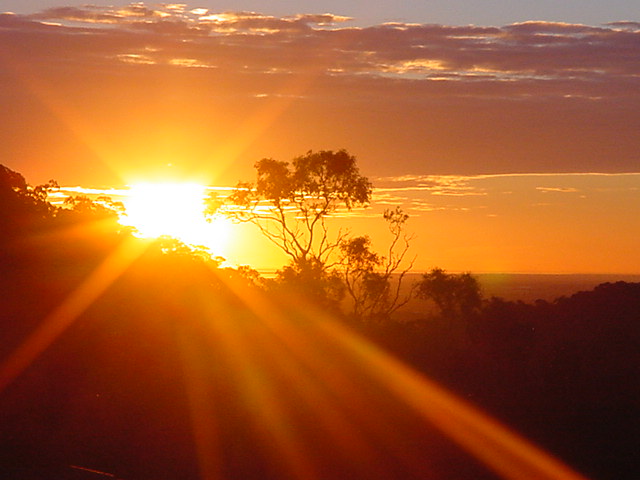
[61,195,124,218]
[416,268,482,320]
[340,207,414,321]
[270,257,346,311]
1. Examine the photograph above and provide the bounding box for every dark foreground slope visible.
[366,282,640,480]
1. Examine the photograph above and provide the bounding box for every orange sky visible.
[54,172,640,274]
[1,5,639,273]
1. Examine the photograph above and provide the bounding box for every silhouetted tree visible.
[61,194,123,218]
[340,207,414,321]
[416,268,482,320]
[0,164,58,239]
[268,257,346,311]
[215,150,371,271]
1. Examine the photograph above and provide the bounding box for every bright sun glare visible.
[120,182,230,257]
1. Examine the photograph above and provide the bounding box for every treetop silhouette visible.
[214,149,372,270]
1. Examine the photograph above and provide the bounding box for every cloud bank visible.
[9,4,639,90]
[0,3,638,184]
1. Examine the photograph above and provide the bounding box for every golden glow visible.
[121,182,231,256]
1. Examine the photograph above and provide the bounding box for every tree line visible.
[2,153,479,324]
[205,149,485,322]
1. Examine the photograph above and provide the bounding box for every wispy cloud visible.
[536,187,580,193]
[371,173,640,215]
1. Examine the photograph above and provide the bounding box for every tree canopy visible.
[218,150,372,270]
[416,268,482,320]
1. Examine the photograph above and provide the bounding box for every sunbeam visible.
[0,236,149,393]
[177,328,224,480]
[187,268,590,480]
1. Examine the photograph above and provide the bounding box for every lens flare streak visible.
[0,237,149,393]
[198,272,589,480]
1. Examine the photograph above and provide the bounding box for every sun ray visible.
[195,269,589,480]
[201,293,320,480]
[205,280,402,473]
[296,297,590,480]
[207,33,361,180]
[0,236,149,393]
[0,38,122,183]
[176,329,224,480]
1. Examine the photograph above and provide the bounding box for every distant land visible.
[469,273,640,302]
[255,271,640,304]
[391,273,640,320]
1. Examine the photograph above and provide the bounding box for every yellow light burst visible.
[120,182,230,256]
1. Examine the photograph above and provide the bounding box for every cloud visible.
[369,173,640,217]
[4,4,638,93]
[535,187,580,193]
[25,5,353,35]
[373,177,488,201]
[1,3,639,183]
[605,21,640,31]
[28,5,160,24]
[376,173,640,197]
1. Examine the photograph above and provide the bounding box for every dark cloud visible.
[503,21,606,35]
[0,11,58,30]
[8,4,640,85]
[293,13,352,25]
[28,5,159,24]
[603,21,640,30]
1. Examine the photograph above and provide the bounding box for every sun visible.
[120,182,230,256]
